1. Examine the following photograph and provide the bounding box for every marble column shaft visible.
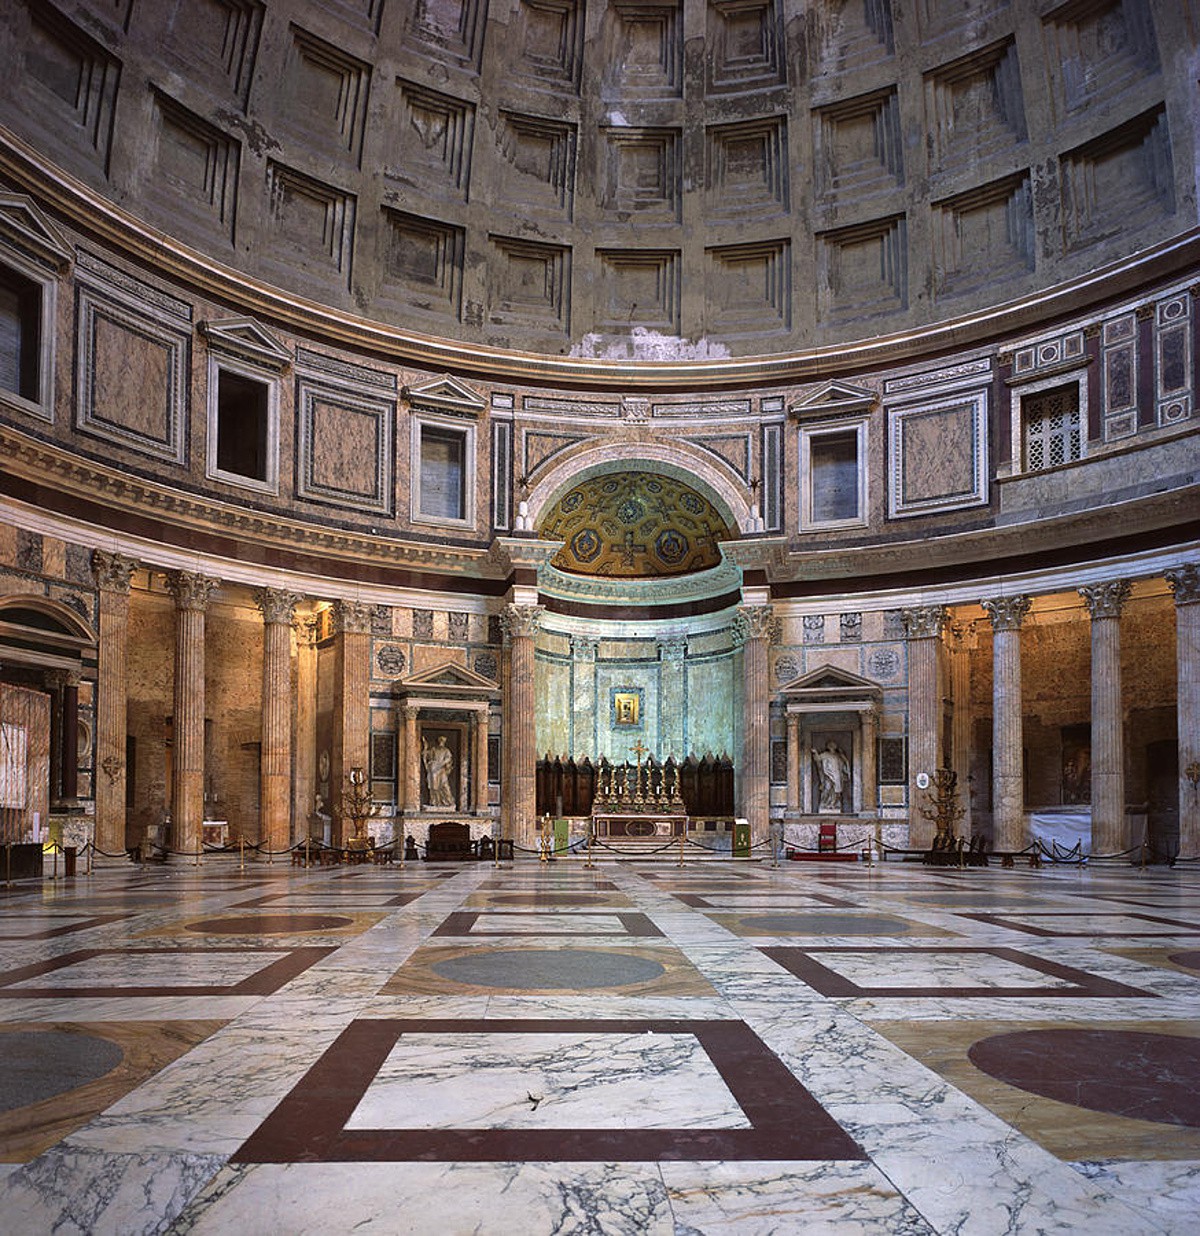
[786,712,800,814]
[92,552,136,854]
[736,605,775,844]
[1166,566,1200,857]
[402,705,420,815]
[473,709,489,814]
[949,623,976,835]
[292,616,318,838]
[502,604,542,850]
[255,589,300,853]
[1080,581,1131,856]
[982,595,1032,853]
[166,571,217,856]
[903,606,947,849]
[332,601,372,847]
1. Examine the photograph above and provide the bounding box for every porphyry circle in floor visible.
[0,1030,124,1112]
[967,1028,1200,1126]
[429,948,666,989]
[184,913,354,934]
[738,913,921,935]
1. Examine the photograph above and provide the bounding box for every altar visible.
[594,814,688,839]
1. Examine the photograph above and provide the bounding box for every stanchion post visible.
[239,836,245,873]
[677,822,685,868]
[52,843,58,881]
[585,819,594,869]
[268,838,274,865]
[305,835,311,869]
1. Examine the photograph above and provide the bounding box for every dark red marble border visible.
[233,892,426,909]
[762,946,1154,999]
[0,946,335,998]
[231,1017,864,1164]
[960,912,1200,937]
[672,893,854,909]
[0,912,135,940]
[430,911,664,938]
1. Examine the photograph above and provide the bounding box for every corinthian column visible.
[165,571,218,858]
[735,604,777,845]
[332,600,372,846]
[981,594,1032,852]
[293,615,319,839]
[92,551,137,855]
[1166,565,1200,857]
[255,588,301,853]
[902,606,948,848]
[1080,580,1132,856]
[501,603,542,850]
[948,621,977,836]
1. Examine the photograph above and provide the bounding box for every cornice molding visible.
[2,127,1198,391]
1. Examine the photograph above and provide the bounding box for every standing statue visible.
[813,740,851,813]
[422,734,456,808]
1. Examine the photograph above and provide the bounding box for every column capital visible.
[981,594,1032,631]
[92,550,137,593]
[658,635,687,661]
[254,586,303,626]
[294,613,321,646]
[733,604,778,646]
[45,667,81,689]
[901,605,949,640]
[570,635,598,663]
[501,603,543,641]
[332,599,373,635]
[1079,579,1132,620]
[948,619,978,650]
[402,702,421,720]
[165,570,218,612]
[1166,564,1200,606]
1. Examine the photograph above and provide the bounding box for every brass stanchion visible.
[398,818,407,870]
[305,835,311,869]
[267,837,274,865]
[584,819,595,869]
[240,836,245,873]
[52,843,58,881]
[539,814,549,863]
[677,822,685,868]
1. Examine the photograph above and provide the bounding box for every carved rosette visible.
[332,599,373,635]
[501,604,544,642]
[1166,564,1200,606]
[901,605,949,640]
[733,605,778,647]
[981,595,1032,631]
[1079,579,1132,620]
[165,570,218,612]
[254,587,303,626]
[92,550,138,593]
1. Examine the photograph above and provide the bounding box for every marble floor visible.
[0,856,1198,1234]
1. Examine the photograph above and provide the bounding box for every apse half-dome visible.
[541,473,735,578]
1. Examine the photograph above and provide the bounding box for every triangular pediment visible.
[790,381,876,420]
[200,317,292,370]
[781,663,881,696]
[403,375,486,416]
[0,194,73,270]
[399,659,499,693]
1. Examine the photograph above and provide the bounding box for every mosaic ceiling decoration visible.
[541,473,734,578]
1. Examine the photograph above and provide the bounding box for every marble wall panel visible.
[887,391,987,517]
[296,380,394,514]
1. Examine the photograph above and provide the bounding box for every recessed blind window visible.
[216,370,269,481]
[810,430,859,522]
[421,426,466,520]
[0,267,41,402]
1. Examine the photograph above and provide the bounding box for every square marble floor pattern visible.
[0,858,1197,1234]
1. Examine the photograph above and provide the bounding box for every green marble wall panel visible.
[688,656,737,759]
[536,656,572,758]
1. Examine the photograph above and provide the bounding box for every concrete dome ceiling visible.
[541,473,735,577]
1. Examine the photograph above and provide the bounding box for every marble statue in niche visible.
[813,739,851,813]
[422,734,456,808]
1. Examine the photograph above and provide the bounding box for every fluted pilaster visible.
[293,614,319,837]
[165,571,218,857]
[1080,580,1131,856]
[735,604,776,844]
[92,551,137,854]
[902,606,948,848]
[982,595,1032,852]
[948,622,977,835]
[1166,565,1200,857]
[255,588,301,852]
[501,603,542,848]
[332,600,371,845]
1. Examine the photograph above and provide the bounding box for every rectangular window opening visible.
[420,425,467,521]
[216,370,269,482]
[0,265,42,403]
[810,429,860,523]
[1022,382,1081,472]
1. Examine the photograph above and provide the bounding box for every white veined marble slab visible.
[464,912,634,934]
[811,949,1082,989]
[7,951,283,988]
[346,1031,751,1130]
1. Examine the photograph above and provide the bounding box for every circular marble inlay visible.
[0,1030,123,1113]
[430,948,666,990]
[1167,950,1200,972]
[185,913,353,934]
[968,1029,1200,1127]
[741,913,915,935]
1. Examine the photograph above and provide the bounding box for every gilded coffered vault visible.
[540,472,736,578]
